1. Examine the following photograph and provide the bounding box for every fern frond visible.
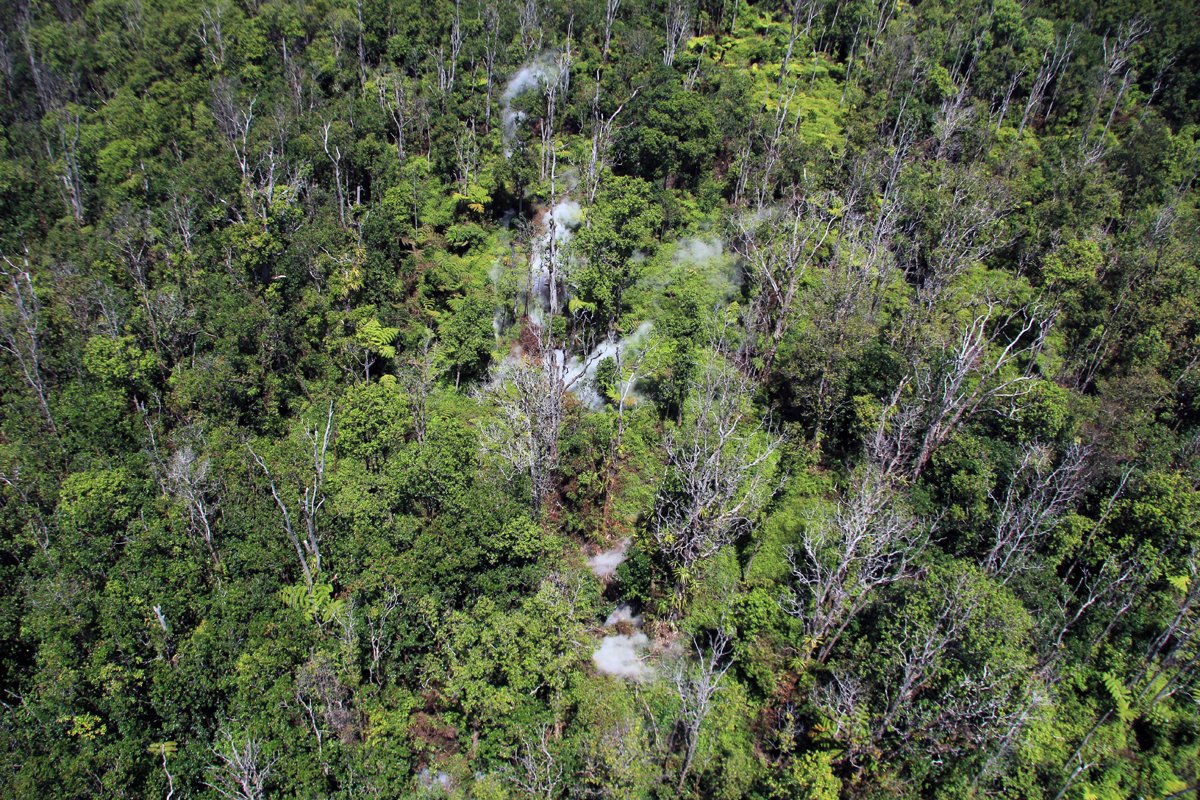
[1102,671,1136,723]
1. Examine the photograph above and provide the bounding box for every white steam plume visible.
[605,604,642,627]
[588,539,631,578]
[593,633,652,681]
[564,322,654,408]
[500,54,562,152]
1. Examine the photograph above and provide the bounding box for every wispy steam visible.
[593,632,652,681]
[674,237,724,268]
[552,200,582,229]
[564,322,654,408]
[605,603,642,627]
[588,539,631,578]
[500,54,562,151]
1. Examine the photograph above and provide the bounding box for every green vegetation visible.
[1,0,1200,797]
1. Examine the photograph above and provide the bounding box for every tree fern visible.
[1102,671,1136,723]
[279,580,346,627]
[357,318,400,361]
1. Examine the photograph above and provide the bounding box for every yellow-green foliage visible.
[686,4,845,149]
[765,751,840,800]
[696,679,763,799]
[1102,672,1136,724]
[356,317,400,361]
[279,580,348,626]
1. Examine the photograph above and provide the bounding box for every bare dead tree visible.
[330,591,357,656]
[580,83,639,208]
[398,334,445,445]
[861,377,919,477]
[730,100,766,206]
[787,202,895,437]
[148,422,223,568]
[1135,54,1175,129]
[481,0,502,129]
[839,15,865,106]
[88,277,125,340]
[168,441,221,563]
[577,715,654,799]
[247,102,309,225]
[517,0,543,58]
[1088,524,1196,660]
[476,328,568,508]
[670,627,733,792]
[801,0,823,36]
[16,5,88,221]
[904,166,1014,312]
[1093,69,1134,165]
[871,298,1056,478]
[600,329,660,533]
[778,0,804,88]
[247,441,312,593]
[1049,536,1198,800]
[813,671,867,746]
[246,402,334,593]
[885,665,1037,765]
[932,85,977,162]
[453,117,482,193]
[320,120,347,228]
[44,106,86,223]
[351,0,367,83]
[509,722,564,799]
[857,566,1027,765]
[148,741,177,800]
[211,79,257,186]
[164,180,198,257]
[730,192,837,376]
[783,466,932,663]
[296,651,354,751]
[1050,569,1200,800]
[662,0,691,67]
[1070,157,1200,390]
[206,727,276,800]
[1043,551,1142,657]
[196,3,229,70]
[683,37,708,91]
[0,252,58,437]
[991,65,1028,137]
[1014,28,1076,144]
[862,0,900,75]
[44,259,87,344]
[432,0,464,104]
[365,587,400,686]
[540,44,571,183]
[981,442,1089,583]
[326,7,360,75]
[373,66,410,164]
[1125,546,1200,711]
[651,333,784,577]
[919,301,1054,472]
[1080,18,1150,159]
[299,401,335,576]
[546,149,563,317]
[731,64,809,209]
[293,678,324,753]
[106,208,165,355]
[15,5,53,112]
[449,0,463,93]
[0,464,53,563]
[970,678,1054,789]
[602,0,621,61]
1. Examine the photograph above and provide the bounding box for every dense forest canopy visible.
[1,0,1200,797]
